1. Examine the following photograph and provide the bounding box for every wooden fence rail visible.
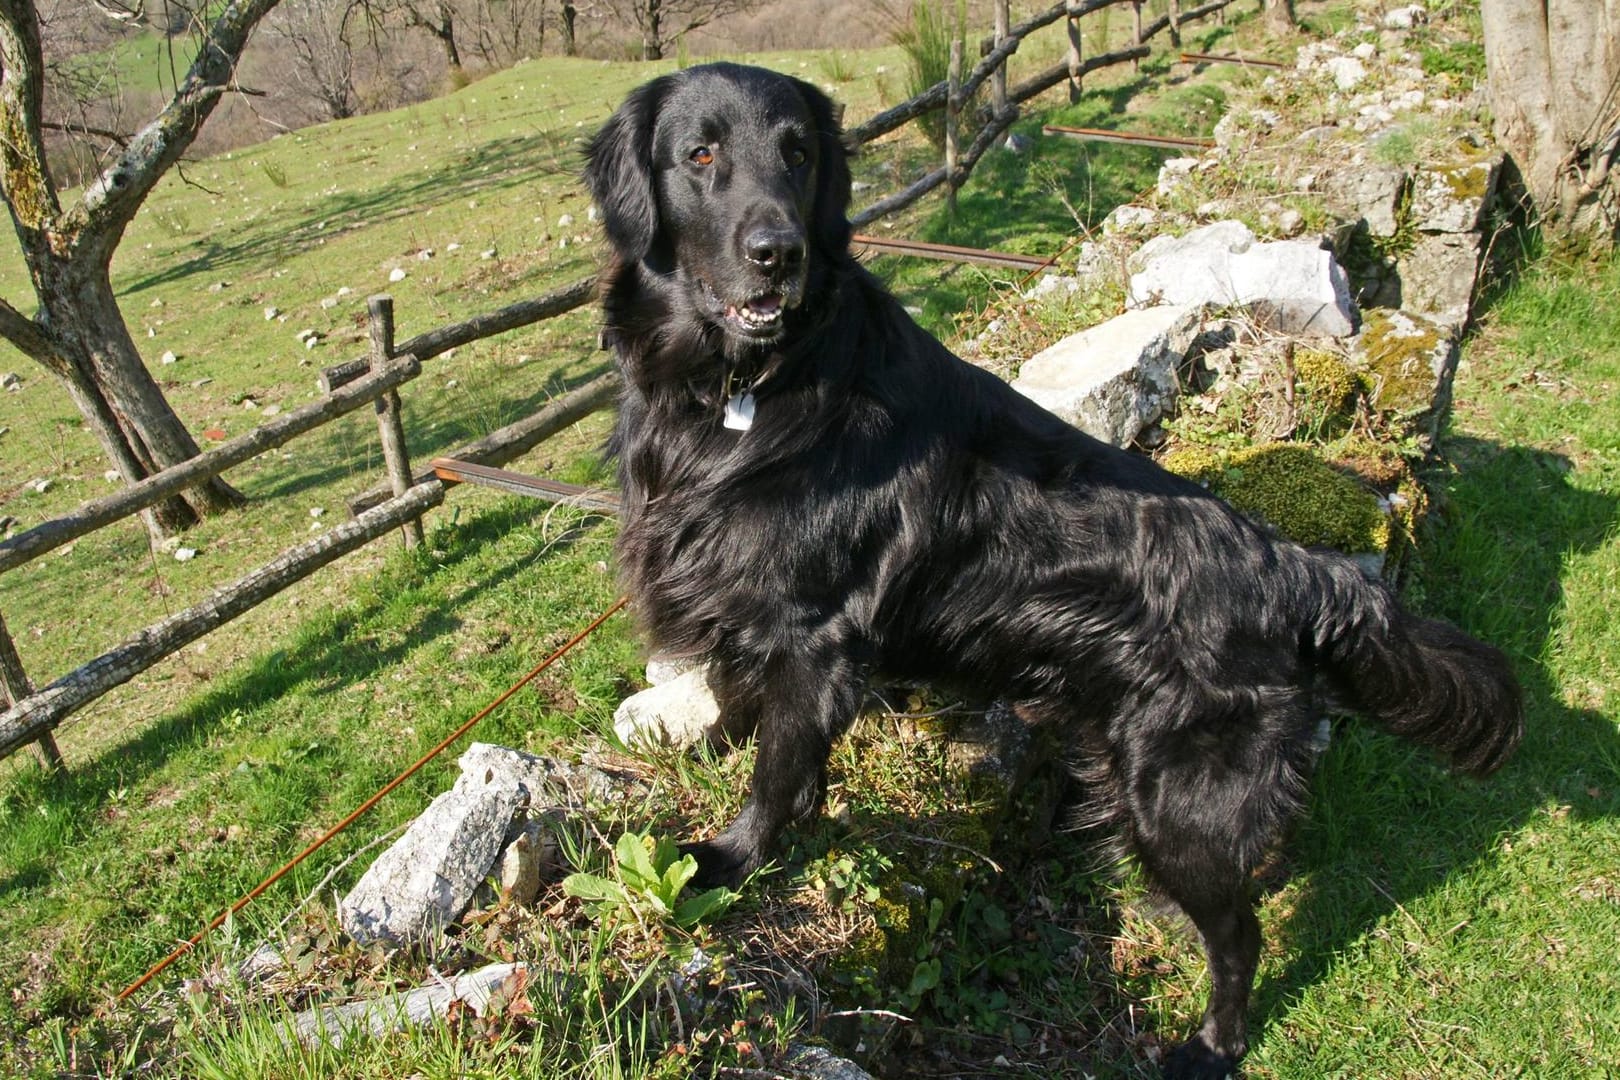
[0,0,1248,770]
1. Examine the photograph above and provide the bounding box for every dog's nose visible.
[744,226,804,271]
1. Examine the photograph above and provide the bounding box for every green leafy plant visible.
[563,832,736,931]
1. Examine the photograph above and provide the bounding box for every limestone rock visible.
[291,962,552,1049]
[1321,165,1409,237]
[1011,304,1202,447]
[1127,222,1357,337]
[339,749,526,946]
[783,1044,878,1079]
[1408,155,1501,234]
[613,667,724,749]
[1397,231,1483,331]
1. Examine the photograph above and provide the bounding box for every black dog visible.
[585,63,1522,1078]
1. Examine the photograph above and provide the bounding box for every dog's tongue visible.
[747,294,782,317]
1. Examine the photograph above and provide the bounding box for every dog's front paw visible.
[1162,1037,1240,1080]
[680,835,763,890]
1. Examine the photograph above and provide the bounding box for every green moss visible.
[1213,444,1390,554]
[1293,348,1361,437]
[1161,446,1224,485]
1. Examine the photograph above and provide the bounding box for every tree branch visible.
[0,295,61,371]
[67,0,281,248]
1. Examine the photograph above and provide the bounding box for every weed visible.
[562,831,737,933]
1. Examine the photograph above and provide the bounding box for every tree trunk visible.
[642,0,662,61]
[1263,0,1295,33]
[431,1,463,71]
[560,2,577,56]
[1481,0,1620,248]
[0,0,271,535]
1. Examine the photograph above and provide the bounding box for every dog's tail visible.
[1306,555,1523,776]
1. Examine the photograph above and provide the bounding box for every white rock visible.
[388,267,408,282]
[1352,42,1378,61]
[1010,304,1203,447]
[338,753,525,946]
[31,477,51,494]
[264,306,281,320]
[173,547,197,562]
[557,213,574,227]
[1127,222,1357,337]
[1127,220,1256,305]
[614,668,724,750]
[1384,4,1428,29]
[1325,56,1368,91]
[160,350,179,364]
[320,297,338,310]
[1,372,20,391]
[1104,204,1158,233]
[1157,157,1199,198]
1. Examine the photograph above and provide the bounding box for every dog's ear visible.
[791,77,853,258]
[585,78,668,260]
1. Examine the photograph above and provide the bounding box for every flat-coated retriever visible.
[585,62,1522,1078]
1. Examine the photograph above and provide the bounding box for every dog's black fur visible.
[585,63,1523,1078]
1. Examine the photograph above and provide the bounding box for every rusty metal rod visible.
[117,594,629,1004]
[1041,124,1215,151]
[430,458,621,514]
[1179,50,1287,70]
[851,233,1055,270]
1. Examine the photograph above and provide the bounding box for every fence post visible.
[946,37,963,218]
[0,612,60,772]
[367,295,424,549]
[992,0,1009,114]
[1169,0,1182,47]
[1065,1,1083,101]
[1132,1,1144,70]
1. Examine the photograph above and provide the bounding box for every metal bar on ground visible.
[1041,124,1215,151]
[851,233,1053,271]
[430,458,621,515]
[1179,50,1286,69]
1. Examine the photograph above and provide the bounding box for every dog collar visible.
[720,356,780,432]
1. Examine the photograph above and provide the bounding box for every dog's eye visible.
[787,147,808,168]
[690,146,715,167]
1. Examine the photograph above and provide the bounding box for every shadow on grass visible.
[240,354,613,506]
[1252,437,1620,1034]
[0,497,611,907]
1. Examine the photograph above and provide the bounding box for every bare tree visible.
[594,0,760,61]
[389,0,463,73]
[559,0,575,55]
[466,0,548,67]
[263,0,368,120]
[0,0,280,535]
[1481,0,1619,248]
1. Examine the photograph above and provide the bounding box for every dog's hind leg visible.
[683,645,867,888]
[1121,696,1311,1079]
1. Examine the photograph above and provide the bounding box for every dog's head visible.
[585,63,852,348]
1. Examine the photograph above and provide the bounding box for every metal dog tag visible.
[723,392,756,431]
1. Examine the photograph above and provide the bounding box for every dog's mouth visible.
[699,280,797,341]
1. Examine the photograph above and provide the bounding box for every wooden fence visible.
[0,0,1241,770]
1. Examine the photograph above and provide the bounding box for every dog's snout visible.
[743,225,805,271]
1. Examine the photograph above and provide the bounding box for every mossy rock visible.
[1355,308,1451,417]
[1212,444,1391,554]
